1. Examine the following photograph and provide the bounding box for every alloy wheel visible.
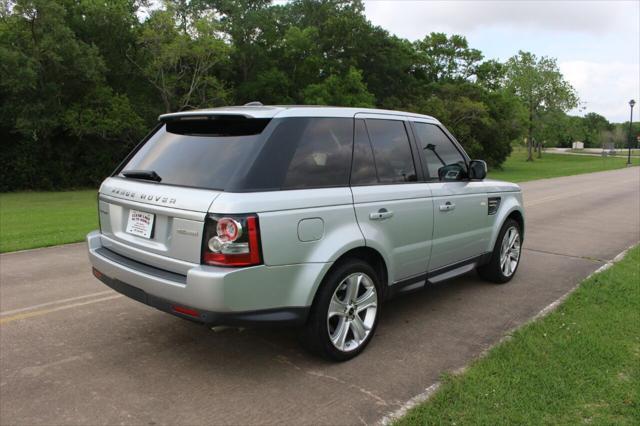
[500,226,521,277]
[327,272,378,352]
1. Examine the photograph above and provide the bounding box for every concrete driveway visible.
[1,167,638,425]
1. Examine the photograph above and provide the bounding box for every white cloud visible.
[364,0,635,40]
[560,61,640,121]
[363,0,640,122]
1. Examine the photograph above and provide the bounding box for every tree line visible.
[0,0,632,191]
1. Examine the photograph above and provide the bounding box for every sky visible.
[362,0,640,123]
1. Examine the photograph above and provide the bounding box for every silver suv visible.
[87,105,524,360]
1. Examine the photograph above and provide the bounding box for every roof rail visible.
[244,101,263,106]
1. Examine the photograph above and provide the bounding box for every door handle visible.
[369,208,394,220]
[439,201,456,212]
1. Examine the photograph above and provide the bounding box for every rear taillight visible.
[202,214,262,267]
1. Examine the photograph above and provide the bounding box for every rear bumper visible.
[86,231,325,326]
[92,269,308,326]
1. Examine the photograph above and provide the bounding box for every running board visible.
[427,263,476,284]
[385,252,491,299]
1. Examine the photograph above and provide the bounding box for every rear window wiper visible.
[121,170,162,182]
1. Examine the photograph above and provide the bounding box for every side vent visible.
[488,197,501,215]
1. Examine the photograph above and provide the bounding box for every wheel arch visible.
[306,246,389,308]
[507,210,525,239]
[488,194,525,252]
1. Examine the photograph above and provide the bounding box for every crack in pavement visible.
[276,355,392,407]
[522,247,605,263]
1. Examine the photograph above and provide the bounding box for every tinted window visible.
[365,119,417,183]
[282,118,353,189]
[413,123,466,180]
[123,117,354,192]
[235,117,354,191]
[350,120,378,185]
[120,119,267,190]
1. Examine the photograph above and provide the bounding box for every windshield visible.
[119,118,270,190]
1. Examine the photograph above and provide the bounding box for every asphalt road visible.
[1,167,639,426]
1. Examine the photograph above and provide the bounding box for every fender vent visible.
[488,197,501,215]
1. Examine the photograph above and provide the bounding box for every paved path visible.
[545,147,638,158]
[1,167,639,426]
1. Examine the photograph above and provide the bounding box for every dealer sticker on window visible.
[126,209,155,239]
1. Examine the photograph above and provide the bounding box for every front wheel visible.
[300,259,380,361]
[477,218,522,283]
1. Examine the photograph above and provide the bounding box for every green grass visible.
[488,147,640,182]
[0,190,98,253]
[396,245,640,426]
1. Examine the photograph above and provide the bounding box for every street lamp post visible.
[629,99,636,166]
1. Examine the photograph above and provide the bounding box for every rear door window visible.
[365,119,417,183]
[350,120,378,185]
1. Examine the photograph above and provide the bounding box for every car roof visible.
[159,105,440,123]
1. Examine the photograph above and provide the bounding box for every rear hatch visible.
[97,115,271,275]
[98,178,219,275]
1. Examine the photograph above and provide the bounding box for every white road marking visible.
[0,290,116,316]
[0,295,123,325]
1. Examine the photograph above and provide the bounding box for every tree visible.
[302,66,375,107]
[581,112,611,147]
[413,33,483,82]
[211,0,279,102]
[410,83,524,168]
[476,59,506,91]
[1,0,606,191]
[129,7,231,112]
[505,51,579,160]
[0,0,144,190]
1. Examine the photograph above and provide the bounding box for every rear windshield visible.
[119,118,270,190]
[118,116,354,192]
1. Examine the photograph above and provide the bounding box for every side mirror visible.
[468,160,487,180]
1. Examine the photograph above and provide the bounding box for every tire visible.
[477,218,522,284]
[300,259,381,361]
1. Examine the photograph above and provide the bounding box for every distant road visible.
[1,167,639,425]
[546,147,639,158]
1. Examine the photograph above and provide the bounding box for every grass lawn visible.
[396,245,640,426]
[0,190,98,253]
[488,147,640,182]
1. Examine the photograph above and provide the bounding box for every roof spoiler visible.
[158,112,254,122]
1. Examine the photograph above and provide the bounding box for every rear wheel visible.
[300,259,380,361]
[478,218,522,284]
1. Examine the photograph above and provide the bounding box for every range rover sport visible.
[87,105,525,361]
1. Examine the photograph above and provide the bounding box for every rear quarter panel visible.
[209,188,366,306]
[209,188,365,266]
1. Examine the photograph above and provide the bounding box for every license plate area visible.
[126,209,155,239]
